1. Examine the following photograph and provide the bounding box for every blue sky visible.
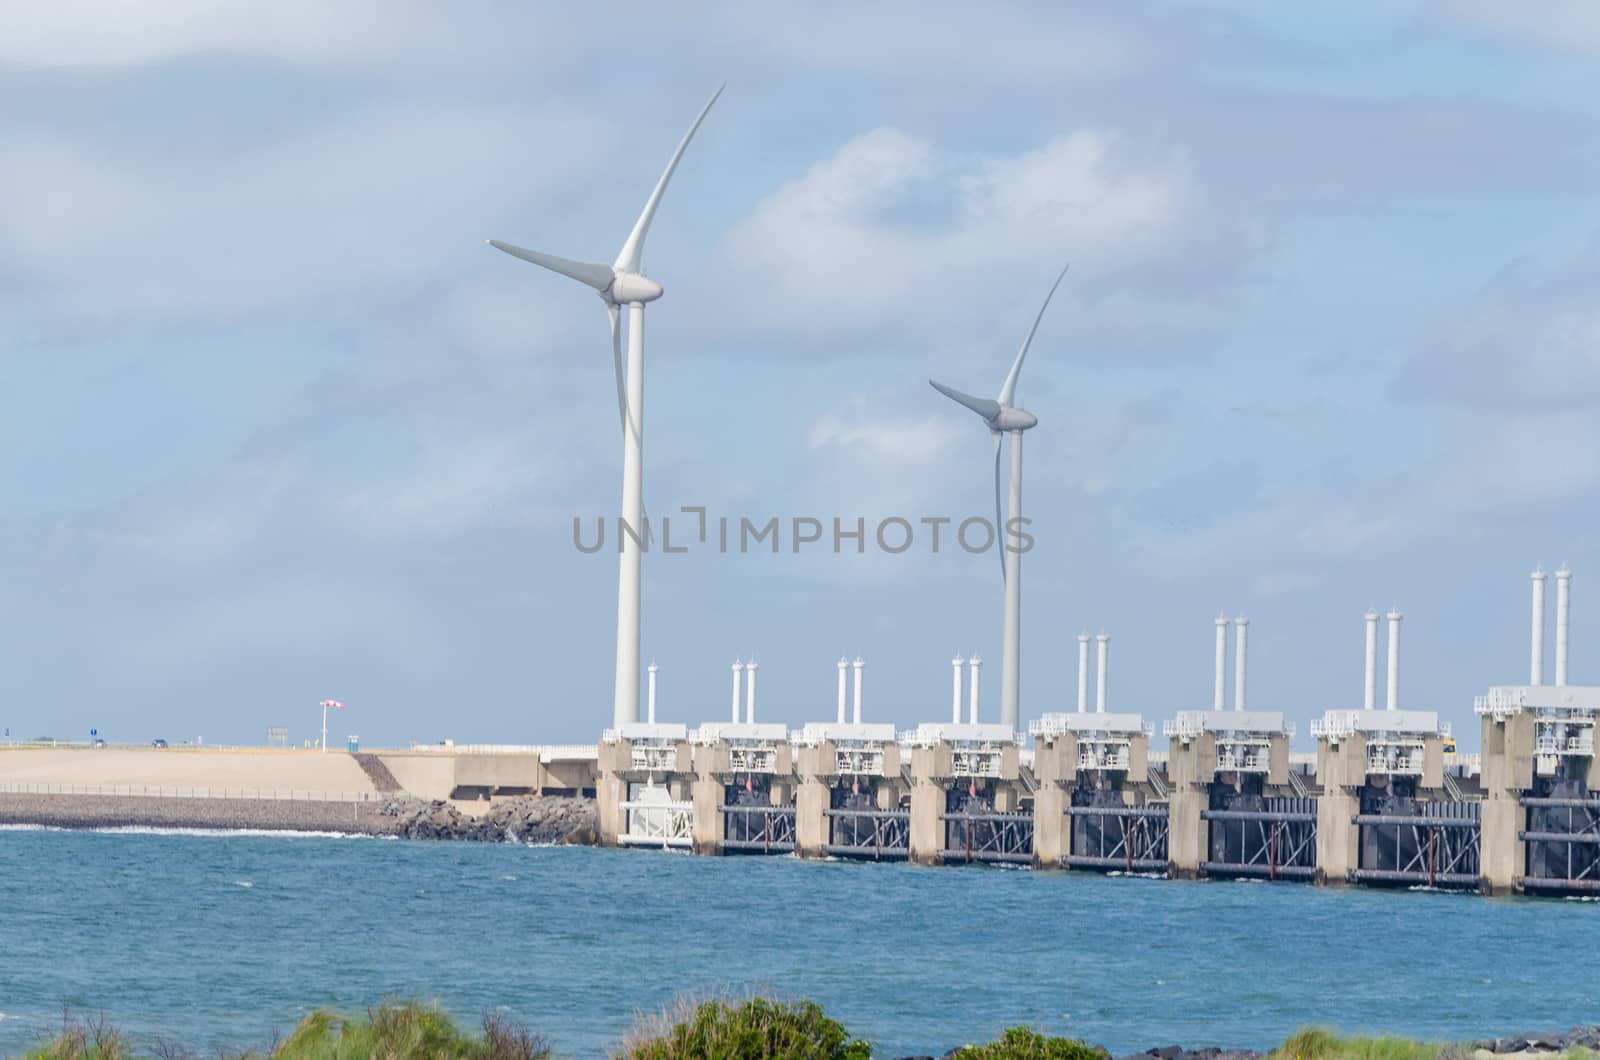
[3,2,1599,749]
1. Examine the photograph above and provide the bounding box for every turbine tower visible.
[929,264,1069,730]
[488,85,724,729]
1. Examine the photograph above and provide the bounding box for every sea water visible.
[0,828,1594,1058]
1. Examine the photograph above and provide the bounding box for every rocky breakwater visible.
[1101,1026,1600,1060]
[378,794,596,845]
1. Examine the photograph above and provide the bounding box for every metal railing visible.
[1215,742,1270,773]
[950,747,1004,778]
[0,782,372,802]
[403,743,599,760]
[1076,742,1131,771]
[629,745,680,772]
[834,746,885,776]
[619,797,693,848]
[728,747,779,774]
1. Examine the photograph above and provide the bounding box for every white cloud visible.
[807,407,964,462]
[724,3,1146,83]
[0,103,611,324]
[1429,0,1600,55]
[0,2,517,69]
[719,126,1251,341]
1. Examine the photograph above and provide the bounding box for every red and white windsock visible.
[321,699,345,710]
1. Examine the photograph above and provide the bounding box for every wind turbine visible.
[929,264,1069,731]
[488,84,724,729]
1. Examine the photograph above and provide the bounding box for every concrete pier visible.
[902,723,1024,865]
[1029,713,1160,872]
[1311,709,1464,888]
[597,723,692,847]
[790,723,902,859]
[1476,685,1599,895]
[1164,711,1297,880]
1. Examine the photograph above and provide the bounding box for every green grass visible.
[949,1025,1107,1059]
[27,1003,548,1060]
[1270,1027,1598,1060]
[1270,1027,1445,1060]
[616,995,870,1059]
[24,1013,129,1060]
[22,1004,1597,1060]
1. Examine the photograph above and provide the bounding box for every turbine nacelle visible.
[607,271,664,306]
[995,407,1038,432]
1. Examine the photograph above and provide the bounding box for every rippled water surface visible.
[0,828,1595,1057]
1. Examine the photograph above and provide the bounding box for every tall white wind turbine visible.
[929,265,1069,731]
[488,84,724,728]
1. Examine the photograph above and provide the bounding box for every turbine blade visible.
[610,305,643,446]
[993,431,1005,580]
[930,380,1001,422]
[997,262,1069,407]
[613,83,726,274]
[488,241,614,292]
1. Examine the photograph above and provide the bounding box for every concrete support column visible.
[1165,733,1214,879]
[794,741,832,858]
[594,739,635,846]
[1480,711,1534,895]
[597,772,628,846]
[1314,734,1366,885]
[795,774,830,858]
[691,769,724,857]
[1032,785,1067,866]
[1030,735,1075,868]
[1316,788,1360,885]
[908,745,948,866]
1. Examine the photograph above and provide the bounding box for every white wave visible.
[89,825,393,840]
[0,821,398,840]
[234,880,254,888]
[497,874,518,881]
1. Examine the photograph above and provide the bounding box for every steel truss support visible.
[1201,798,1317,881]
[1519,795,1600,891]
[1065,805,1168,872]
[941,811,1034,865]
[823,808,910,861]
[717,804,796,855]
[1350,809,1480,889]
